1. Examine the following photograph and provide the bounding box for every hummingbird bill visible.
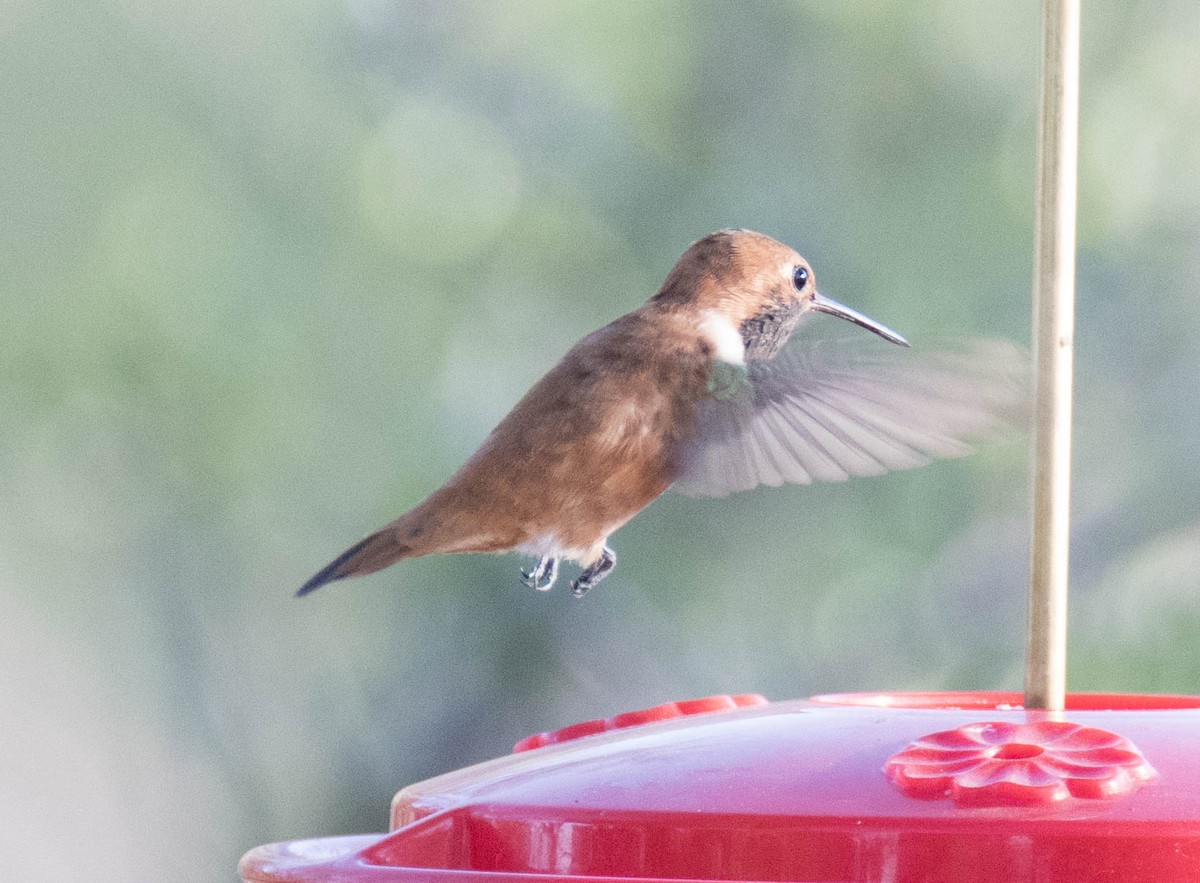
[299,229,1026,599]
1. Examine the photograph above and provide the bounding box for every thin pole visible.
[1025,0,1080,711]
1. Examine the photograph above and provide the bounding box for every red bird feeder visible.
[241,692,1200,881]
[243,2,1200,880]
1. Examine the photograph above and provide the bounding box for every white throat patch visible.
[698,311,746,365]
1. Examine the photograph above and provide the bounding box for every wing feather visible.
[674,337,1027,498]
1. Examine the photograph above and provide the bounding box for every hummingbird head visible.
[654,230,908,361]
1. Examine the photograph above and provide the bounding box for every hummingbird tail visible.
[296,528,413,597]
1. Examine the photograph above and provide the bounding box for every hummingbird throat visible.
[739,298,805,360]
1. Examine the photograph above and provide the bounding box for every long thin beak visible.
[811,292,909,347]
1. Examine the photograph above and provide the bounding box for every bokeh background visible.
[3,0,1199,879]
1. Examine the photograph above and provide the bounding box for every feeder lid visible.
[242,692,1200,882]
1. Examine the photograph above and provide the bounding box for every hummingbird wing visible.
[673,337,1028,498]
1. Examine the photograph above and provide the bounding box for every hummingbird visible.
[298,229,1025,599]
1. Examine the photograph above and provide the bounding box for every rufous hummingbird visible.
[299,229,1024,599]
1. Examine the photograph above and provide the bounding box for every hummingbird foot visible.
[570,547,616,598]
[520,556,559,591]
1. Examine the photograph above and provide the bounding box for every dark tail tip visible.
[295,535,374,598]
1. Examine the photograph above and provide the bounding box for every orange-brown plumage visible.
[401,308,711,547]
[301,304,714,593]
[299,230,1026,597]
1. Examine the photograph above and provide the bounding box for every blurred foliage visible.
[2,1,1199,879]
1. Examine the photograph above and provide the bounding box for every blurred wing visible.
[673,337,1028,498]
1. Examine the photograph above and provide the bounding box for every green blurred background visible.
[3,0,1199,878]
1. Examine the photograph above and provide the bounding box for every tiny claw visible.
[569,547,616,598]
[520,556,558,591]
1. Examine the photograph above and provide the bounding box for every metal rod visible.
[1025,0,1081,711]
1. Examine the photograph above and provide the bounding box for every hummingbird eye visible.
[792,265,811,291]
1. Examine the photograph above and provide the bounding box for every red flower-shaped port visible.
[884,720,1156,807]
